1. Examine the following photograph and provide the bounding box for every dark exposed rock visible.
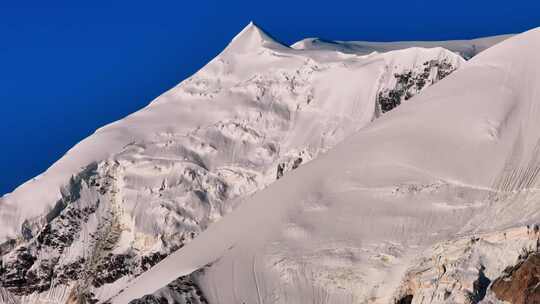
[130,295,169,304]
[276,156,303,179]
[396,294,413,304]
[469,265,490,303]
[141,252,169,272]
[1,247,36,293]
[91,251,173,288]
[54,258,85,284]
[0,199,99,296]
[292,157,303,170]
[491,252,540,304]
[0,165,100,296]
[276,163,285,179]
[128,275,207,304]
[93,253,134,288]
[377,59,458,113]
[24,258,56,293]
[37,205,97,250]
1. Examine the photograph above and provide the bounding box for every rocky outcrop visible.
[395,295,413,304]
[128,275,207,304]
[377,58,458,113]
[491,251,540,304]
[0,162,182,303]
[276,150,312,179]
[393,226,540,304]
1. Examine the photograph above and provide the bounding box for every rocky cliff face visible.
[491,250,540,304]
[392,226,540,304]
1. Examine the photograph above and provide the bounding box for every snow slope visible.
[112,27,540,304]
[0,22,476,303]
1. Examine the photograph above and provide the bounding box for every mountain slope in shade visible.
[1,22,509,304]
[113,27,540,304]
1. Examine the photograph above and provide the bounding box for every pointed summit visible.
[225,21,287,53]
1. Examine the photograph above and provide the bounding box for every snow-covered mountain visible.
[0,22,517,304]
[110,26,540,304]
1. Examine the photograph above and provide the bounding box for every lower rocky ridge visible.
[125,227,540,304]
[393,226,540,304]
[490,249,540,304]
[0,162,179,303]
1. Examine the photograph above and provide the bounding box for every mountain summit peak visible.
[225,21,286,53]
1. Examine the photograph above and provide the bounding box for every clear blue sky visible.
[1,1,539,195]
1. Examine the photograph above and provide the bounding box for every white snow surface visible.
[110,27,540,304]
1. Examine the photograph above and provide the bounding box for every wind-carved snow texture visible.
[0,22,512,304]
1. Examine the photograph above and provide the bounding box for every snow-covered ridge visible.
[291,34,512,59]
[0,22,511,303]
[110,26,540,304]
